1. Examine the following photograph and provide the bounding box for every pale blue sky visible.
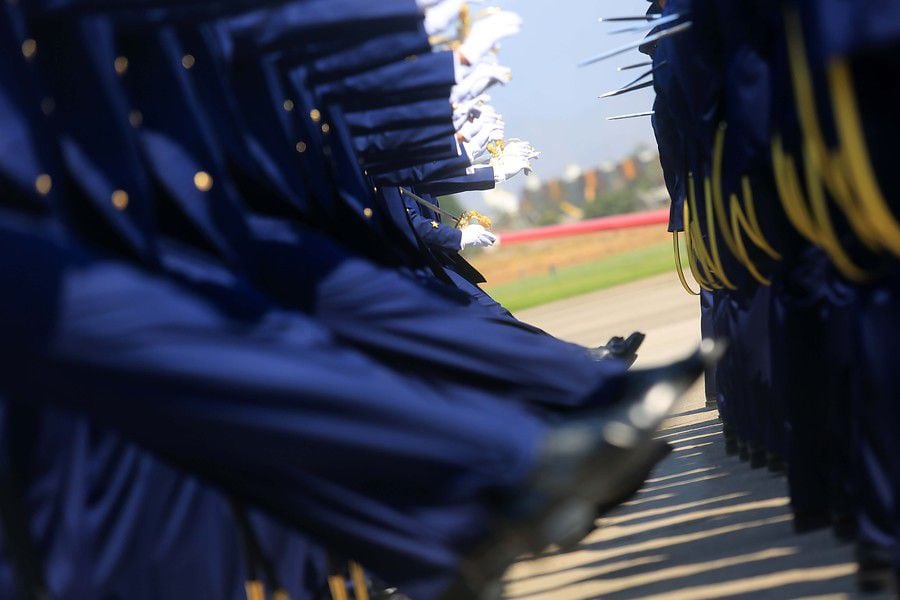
[479,0,657,187]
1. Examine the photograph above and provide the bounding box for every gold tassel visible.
[349,562,370,600]
[828,59,900,257]
[328,575,350,600]
[244,580,265,600]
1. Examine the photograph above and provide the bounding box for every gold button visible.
[34,174,52,196]
[21,38,36,60]
[295,141,307,153]
[363,208,373,218]
[193,171,213,192]
[321,123,330,134]
[129,110,143,128]
[114,56,129,75]
[181,54,195,69]
[431,221,440,229]
[309,109,321,122]
[40,97,55,116]
[283,99,294,112]
[111,189,129,210]
[372,186,378,193]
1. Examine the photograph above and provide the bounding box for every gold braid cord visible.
[456,210,494,231]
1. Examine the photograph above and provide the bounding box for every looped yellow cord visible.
[711,124,740,257]
[784,10,883,252]
[730,194,772,286]
[771,136,819,241]
[349,563,370,600]
[802,140,871,281]
[687,175,721,289]
[245,581,266,600]
[328,575,350,600]
[684,200,715,291]
[673,231,700,295]
[704,177,737,289]
[741,177,782,260]
[828,59,900,257]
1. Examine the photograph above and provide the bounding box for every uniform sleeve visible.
[414,168,496,196]
[404,196,463,252]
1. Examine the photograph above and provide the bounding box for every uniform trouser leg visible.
[784,296,831,527]
[700,290,718,407]
[856,282,900,567]
[253,228,627,411]
[0,401,329,600]
[441,266,551,337]
[0,217,547,600]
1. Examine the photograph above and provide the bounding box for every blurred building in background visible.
[483,146,666,230]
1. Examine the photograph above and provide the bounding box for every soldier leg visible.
[252,227,627,411]
[0,217,547,599]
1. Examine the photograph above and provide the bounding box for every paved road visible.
[503,273,861,600]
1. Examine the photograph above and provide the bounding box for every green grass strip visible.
[483,241,674,312]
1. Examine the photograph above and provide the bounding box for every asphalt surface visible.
[503,273,862,600]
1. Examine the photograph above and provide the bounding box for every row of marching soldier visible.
[628,0,900,593]
[0,1,720,599]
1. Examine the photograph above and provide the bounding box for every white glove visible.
[457,111,503,140]
[451,63,512,103]
[492,154,533,183]
[459,10,523,64]
[464,125,504,163]
[503,139,541,161]
[452,94,490,129]
[423,0,465,36]
[459,224,497,250]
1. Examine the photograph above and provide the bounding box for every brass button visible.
[309,109,321,122]
[111,189,129,210]
[129,110,143,128]
[193,171,213,192]
[181,54,195,69]
[431,221,440,229]
[34,174,52,196]
[321,123,330,134]
[295,141,307,153]
[282,99,294,112]
[363,208,373,219]
[114,56,129,75]
[21,38,36,60]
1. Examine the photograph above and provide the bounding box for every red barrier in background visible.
[497,208,670,246]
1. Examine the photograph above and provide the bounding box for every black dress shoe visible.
[857,541,896,594]
[722,424,739,456]
[610,332,646,356]
[793,511,830,534]
[749,444,767,469]
[441,341,723,600]
[590,332,646,367]
[831,511,857,543]
[766,452,786,474]
[737,439,750,462]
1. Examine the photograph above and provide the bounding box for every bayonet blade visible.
[606,111,655,121]
[578,21,692,68]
